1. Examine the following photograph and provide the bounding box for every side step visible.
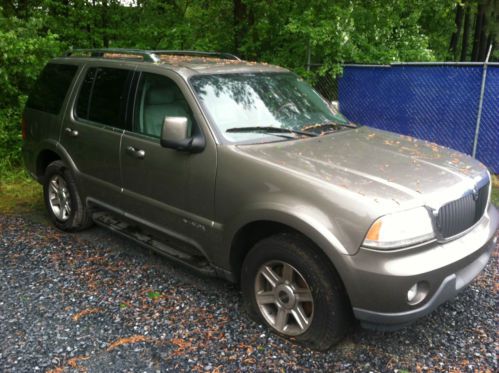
[92,211,216,276]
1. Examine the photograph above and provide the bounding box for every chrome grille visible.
[436,182,489,238]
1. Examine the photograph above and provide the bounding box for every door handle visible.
[126,146,146,159]
[64,127,79,137]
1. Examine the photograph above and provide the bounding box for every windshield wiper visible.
[301,121,357,134]
[226,126,318,137]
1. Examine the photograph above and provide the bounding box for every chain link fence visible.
[315,63,499,172]
[307,64,339,102]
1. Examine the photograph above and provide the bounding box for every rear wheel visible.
[241,233,351,350]
[43,160,92,232]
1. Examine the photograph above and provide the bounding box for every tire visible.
[43,160,93,232]
[241,233,351,350]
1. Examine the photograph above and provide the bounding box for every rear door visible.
[61,65,134,206]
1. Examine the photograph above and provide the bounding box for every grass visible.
[0,168,43,214]
[492,174,499,206]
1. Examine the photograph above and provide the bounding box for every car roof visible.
[51,49,289,79]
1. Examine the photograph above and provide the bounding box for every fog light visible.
[407,283,418,303]
[407,281,429,305]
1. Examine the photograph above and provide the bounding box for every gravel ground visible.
[0,213,497,372]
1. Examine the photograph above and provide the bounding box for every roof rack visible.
[153,50,241,61]
[63,48,241,62]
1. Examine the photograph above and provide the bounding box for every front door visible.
[120,71,217,255]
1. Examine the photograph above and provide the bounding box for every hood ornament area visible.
[472,187,479,201]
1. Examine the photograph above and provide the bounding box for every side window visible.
[75,67,131,128]
[133,72,194,138]
[26,63,78,115]
[75,68,96,119]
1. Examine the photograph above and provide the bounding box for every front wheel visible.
[241,233,351,350]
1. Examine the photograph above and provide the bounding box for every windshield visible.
[190,72,354,143]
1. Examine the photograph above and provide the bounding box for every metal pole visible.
[306,39,311,72]
[472,44,493,158]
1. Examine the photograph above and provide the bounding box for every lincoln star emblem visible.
[472,188,479,201]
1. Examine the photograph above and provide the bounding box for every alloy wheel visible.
[255,260,314,336]
[47,175,72,221]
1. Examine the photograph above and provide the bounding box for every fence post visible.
[306,38,311,72]
[472,44,493,158]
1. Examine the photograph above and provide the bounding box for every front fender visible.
[222,201,353,275]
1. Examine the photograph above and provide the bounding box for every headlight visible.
[363,207,435,249]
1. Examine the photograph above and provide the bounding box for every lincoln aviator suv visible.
[22,49,498,350]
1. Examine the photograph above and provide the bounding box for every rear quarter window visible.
[26,63,78,115]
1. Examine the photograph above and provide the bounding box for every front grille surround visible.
[435,181,490,239]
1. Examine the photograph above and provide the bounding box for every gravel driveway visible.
[0,212,497,372]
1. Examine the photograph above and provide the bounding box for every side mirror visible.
[160,116,204,153]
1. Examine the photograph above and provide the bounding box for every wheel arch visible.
[36,149,61,181]
[34,141,78,182]
[228,213,350,290]
[229,217,354,321]
[229,220,294,282]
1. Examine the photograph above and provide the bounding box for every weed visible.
[147,291,161,300]
[492,174,499,206]
[0,168,43,214]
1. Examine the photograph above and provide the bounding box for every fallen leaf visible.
[68,355,90,368]
[106,335,152,351]
[71,308,102,321]
[171,337,192,351]
[46,368,64,373]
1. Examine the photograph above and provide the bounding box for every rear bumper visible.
[344,203,498,330]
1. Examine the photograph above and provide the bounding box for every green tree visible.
[0,10,62,171]
[1,0,493,173]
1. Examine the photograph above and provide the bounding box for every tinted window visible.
[134,73,194,138]
[76,67,131,128]
[26,63,78,115]
[75,68,96,119]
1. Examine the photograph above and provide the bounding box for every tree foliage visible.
[0,10,62,172]
[0,0,497,172]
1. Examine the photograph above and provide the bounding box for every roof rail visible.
[63,48,241,62]
[152,50,241,61]
[64,48,160,62]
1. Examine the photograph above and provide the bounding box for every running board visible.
[92,211,216,276]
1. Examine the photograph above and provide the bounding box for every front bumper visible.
[344,203,498,330]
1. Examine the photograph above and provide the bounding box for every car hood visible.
[236,126,490,210]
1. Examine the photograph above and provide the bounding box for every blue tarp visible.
[339,64,499,172]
